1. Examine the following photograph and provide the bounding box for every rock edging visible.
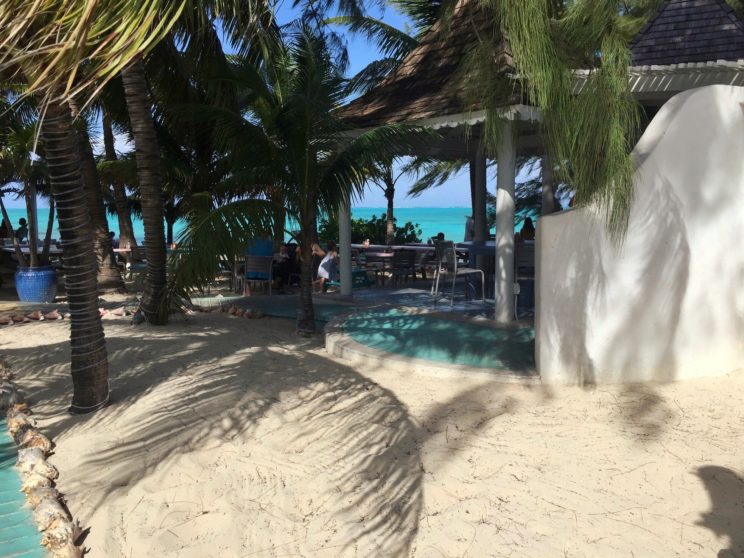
[0,363,83,558]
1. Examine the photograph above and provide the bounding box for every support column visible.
[495,119,516,323]
[339,194,352,297]
[541,151,555,216]
[472,148,488,242]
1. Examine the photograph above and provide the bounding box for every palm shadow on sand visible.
[0,315,526,555]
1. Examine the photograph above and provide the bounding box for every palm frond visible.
[327,15,418,60]
[406,158,466,197]
[346,57,400,94]
[165,195,273,306]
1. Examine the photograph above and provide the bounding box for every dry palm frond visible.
[0,1,268,107]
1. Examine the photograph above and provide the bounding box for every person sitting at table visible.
[313,241,338,293]
[0,219,8,240]
[519,218,535,241]
[428,232,445,245]
[272,244,293,289]
[109,230,120,249]
[15,218,28,242]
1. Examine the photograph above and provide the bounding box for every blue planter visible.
[15,266,58,303]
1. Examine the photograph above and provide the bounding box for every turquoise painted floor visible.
[0,420,44,557]
[343,308,535,373]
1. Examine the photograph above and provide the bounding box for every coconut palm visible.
[117,1,274,324]
[0,0,248,412]
[69,102,126,291]
[120,59,170,324]
[101,109,139,252]
[185,26,429,334]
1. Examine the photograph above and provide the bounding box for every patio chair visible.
[431,241,485,307]
[241,255,274,296]
[514,241,535,319]
[390,249,416,285]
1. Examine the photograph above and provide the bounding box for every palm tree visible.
[116,1,273,323]
[101,109,139,253]
[41,99,111,413]
[121,59,169,324]
[69,101,126,291]
[190,27,428,334]
[0,0,232,411]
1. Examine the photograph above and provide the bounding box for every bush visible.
[318,212,422,245]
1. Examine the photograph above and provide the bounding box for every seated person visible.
[519,217,535,241]
[15,218,28,242]
[312,241,339,292]
[428,232,445,245]
[273,244,292,288]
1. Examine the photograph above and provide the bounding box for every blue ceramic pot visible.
[15,266,58,303]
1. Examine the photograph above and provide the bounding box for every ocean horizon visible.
[3,206,520,245]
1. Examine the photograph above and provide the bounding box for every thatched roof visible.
[337,0,513,129]
[341,0,744,130]
[630,0,744,66]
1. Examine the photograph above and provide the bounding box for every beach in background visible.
[4,206,523,244]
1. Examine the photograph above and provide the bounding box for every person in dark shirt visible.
[519,218,535,241]
[15,218,28,242]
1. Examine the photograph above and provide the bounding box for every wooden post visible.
[339,193,352,297]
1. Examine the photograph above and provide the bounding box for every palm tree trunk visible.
[41,101,110,414]
[121,59,168,324]
[297,205,317,335]
[102,111,138,252]
[166,214,174,246]
[384,175,395,246]
[69,101,125,292]
[41,198,55,263]
[23,183,39,267]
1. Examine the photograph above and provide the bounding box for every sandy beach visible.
[2,311,743,557]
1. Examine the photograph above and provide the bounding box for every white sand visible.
[2,313,743,557]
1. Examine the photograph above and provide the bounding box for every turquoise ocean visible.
[4,206,503,244]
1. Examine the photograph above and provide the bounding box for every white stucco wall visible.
[537,85,744,384]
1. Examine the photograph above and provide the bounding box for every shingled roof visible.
[338,0,514,129]
[630,0,744,66]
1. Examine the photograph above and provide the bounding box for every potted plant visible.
[0,118,58,303]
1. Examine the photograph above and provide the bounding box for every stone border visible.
[0,362,83,558]
[325,306,540,384]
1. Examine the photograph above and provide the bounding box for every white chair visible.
[431,241,485,307]
[514,242,535,319]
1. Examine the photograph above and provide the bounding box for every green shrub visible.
[318,212,422,245]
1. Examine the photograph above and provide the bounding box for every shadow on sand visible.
[0,315,532,555]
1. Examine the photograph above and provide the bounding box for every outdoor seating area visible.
[226,237,535,316]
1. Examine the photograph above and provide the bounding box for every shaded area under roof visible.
[337,0,515,129]
[630,0,744,66]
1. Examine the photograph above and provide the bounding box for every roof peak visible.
[630,0,744,66]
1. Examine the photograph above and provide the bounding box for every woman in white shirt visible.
[312,241,339,292]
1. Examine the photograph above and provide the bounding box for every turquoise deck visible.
[0,420,44,558]
[343,308,535,373]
